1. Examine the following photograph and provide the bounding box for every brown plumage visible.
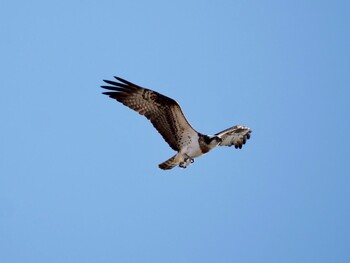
[102,77,195,151]
[101,76,251,170]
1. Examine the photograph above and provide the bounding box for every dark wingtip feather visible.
[113,76,142,89]
[114,76,125,81]
[100,85,124,92]
[114,76,130,84]
[103,79,120,86]
[102,92,114,96]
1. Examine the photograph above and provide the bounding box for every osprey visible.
[101,76,251,170]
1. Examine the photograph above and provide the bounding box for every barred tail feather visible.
[158,154,181,170]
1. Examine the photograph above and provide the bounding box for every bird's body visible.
[101,76,251,170]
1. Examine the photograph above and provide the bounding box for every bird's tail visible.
[158,154,181,170]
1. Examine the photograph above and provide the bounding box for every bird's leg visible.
[179,162,187,168]
[184,155,194,164]
[179,154,194,169]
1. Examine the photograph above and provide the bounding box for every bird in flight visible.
[101,76,251,170]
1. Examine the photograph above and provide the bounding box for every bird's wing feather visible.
[215,125,251,149]
[101,76,197,151]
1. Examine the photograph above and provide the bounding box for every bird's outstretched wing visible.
[101,76,197,151]
[215,125,251,149]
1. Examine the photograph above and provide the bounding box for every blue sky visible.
[1,0,349,262]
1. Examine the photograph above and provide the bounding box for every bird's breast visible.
[179,132,203,158]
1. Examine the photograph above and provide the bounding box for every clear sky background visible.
[1,0,349,262]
